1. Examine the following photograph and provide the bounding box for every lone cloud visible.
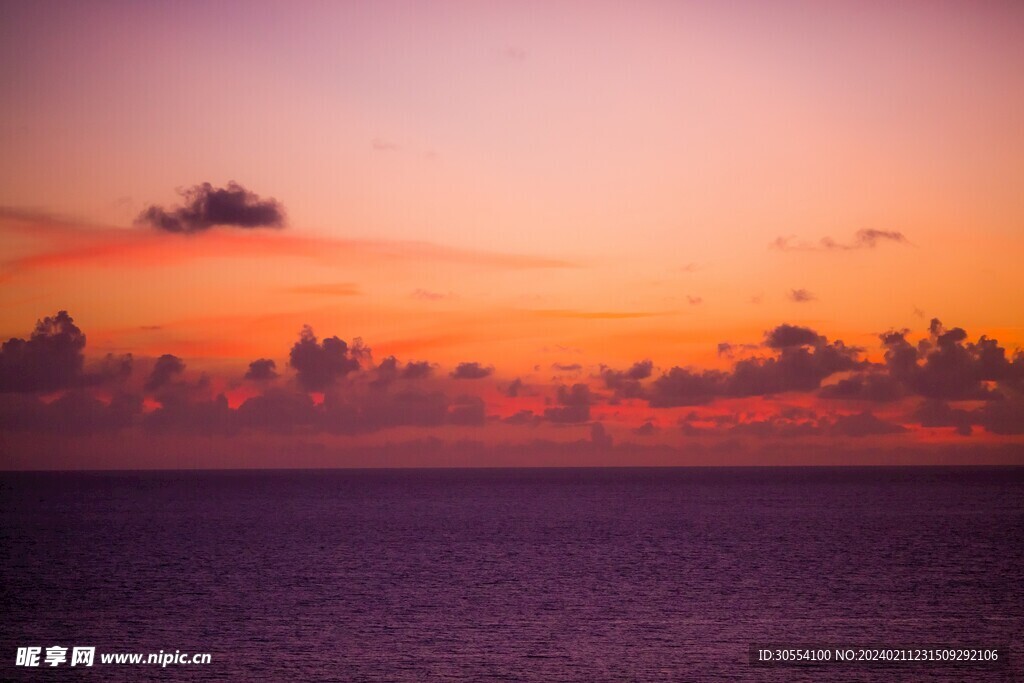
[137,182,285,233]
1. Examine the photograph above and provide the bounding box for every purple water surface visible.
[2,467,1022,681]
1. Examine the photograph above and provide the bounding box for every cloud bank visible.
[1,312,1022,467]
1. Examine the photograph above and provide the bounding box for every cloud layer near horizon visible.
[1,311,1022,469]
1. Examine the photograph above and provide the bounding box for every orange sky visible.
[1,1,1022,467]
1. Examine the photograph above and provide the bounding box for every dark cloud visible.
[238,385,483,435]
[322,390,448,434]
[978,400,1024,435]
[557,383,592,406]
[649,326,863,405]
[451,362,493,380]
[0,391,141,435]
[727,417,824,439]
[620,360,654,381]
[913,399,973,436]
[829,411,907,437]
[236,388,316,433]
[648,367,724,407]
[63,392,141,433]
[137,182,285,233]
[448,395,487,426]
[779,406,819,421]
[633,421,658,436]
[0,311,129,395]
[371,357,433,389]
[728,340,862,395]
[764,324,824,349]
[86,353,134,386]
[544,383,592,423]
[688,411,905,438]
[244,358,278,382]
[505,378,524,398]
[288,326,361,391]
[145,354,186,392]
[504,409,538,425]
[370,356,399,389]
[145,393,234,435]
[590,423,613,448]
[601,360,653,400]
[788,288,815,303]
[880,329,918,377]
[402,361,433,380]
[0,311,86,393]
[903,386,1021,437]
[819,373,901,402]
[880,319,1022,400]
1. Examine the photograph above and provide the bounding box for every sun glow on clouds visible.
[1,307,1022,468]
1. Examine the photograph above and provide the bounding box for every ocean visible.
[2,467,1022,681]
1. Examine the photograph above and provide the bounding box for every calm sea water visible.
[1,467,1022,681]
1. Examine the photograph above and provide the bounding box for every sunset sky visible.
[1,0,1022,468]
